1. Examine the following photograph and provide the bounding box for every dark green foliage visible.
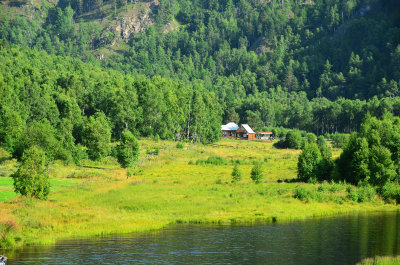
[116,130,140,168]
[331,133,349,149]
[297,143,321,183]
[306,133,317,144]
[250,162,263,184]
[294,186,311,202]
[196,156,227,166]
[336,114,400,186]
[286,130,303,149]
[317,136,327,150]
[176,142,184,149]
[12,146,50,200]
[14,119,59,161]
[0,107,24,153]
[346,185,376,203]
[82,113,112,160]
[380,182,400,204]
[298,138,334,183]
[231,164,241,183]
[317,138,334,181]
[274,130,303,149]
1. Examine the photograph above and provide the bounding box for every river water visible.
[7,211,400,265]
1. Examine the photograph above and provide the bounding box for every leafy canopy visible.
[12,146,50,200]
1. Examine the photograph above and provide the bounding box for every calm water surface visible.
[7,212,400,265]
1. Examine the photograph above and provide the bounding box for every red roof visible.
[258,132,273,134]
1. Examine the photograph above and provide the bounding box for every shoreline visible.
[1,139,400,252]
[3,203,399,252]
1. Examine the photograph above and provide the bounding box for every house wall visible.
[222,130,236,138]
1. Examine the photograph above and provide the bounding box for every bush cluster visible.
[196,156,227,165]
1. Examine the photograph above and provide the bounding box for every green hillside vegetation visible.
[0,0,400,133]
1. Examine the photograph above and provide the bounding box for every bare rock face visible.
[115,12,153,39]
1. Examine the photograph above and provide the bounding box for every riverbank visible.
[1,139,399,250]
[358,256,400,265]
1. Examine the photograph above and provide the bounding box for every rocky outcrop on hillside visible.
[115,11,153,39]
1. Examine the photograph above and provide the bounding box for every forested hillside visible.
[1,0,400,138]
[0,47,221,161]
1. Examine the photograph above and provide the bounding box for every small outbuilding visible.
[257,132,273,140]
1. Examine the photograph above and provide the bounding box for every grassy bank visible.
[357,256,400,265]
[0,139,399,251]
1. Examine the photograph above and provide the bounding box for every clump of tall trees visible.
[297,113,400,203]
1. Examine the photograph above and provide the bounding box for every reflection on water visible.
[7,212,400,265]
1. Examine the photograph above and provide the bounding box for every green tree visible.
[116,130,140,168]
[12,146,50,200]
[317,137,334,181]
[297,143,321,182]
[250,162,263,184]
[82,112,111,160]
[306,132,317,143]
[0,107,24,153]
[14,119,59,161]
[285,130,303,149]
[231,164,242,183]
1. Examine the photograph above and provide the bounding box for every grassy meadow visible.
[0,138,399,249]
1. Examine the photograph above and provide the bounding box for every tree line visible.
[0,46,221,164]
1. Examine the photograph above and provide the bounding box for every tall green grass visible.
[0,138,398,250]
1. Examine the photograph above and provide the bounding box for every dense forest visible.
[0,0,400,160]
[0,47,221,162]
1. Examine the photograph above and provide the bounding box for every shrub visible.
[176,142,184,149]
[294,186,311,201]
[306,133,317,143]
[317,136,327,150]
[380,182,400,204]
[116,130,140,168]
[274,130,303,149]
[286,130,303,149]
[250,163,263,183]
[231,164,242,183]
[331,133,349,149]
[347,185,376,202]
[12,146,50,200]
[146,147,159,155]
[196,156,227,165]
